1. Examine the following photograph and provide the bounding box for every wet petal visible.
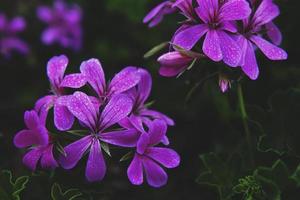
[127,154,143,185]
[85,139,106,182]
[218,31,241,67]
[219,0,251,21]
[146,147,180,168]
[59,136,92,169]
[47,55,68,88]
[108,67,140,96]
[137,133,150,154]
[80,58,106,97]
[100,94,133,130]
[142,157,168,187]
[253,0,279,26]
[203,30,222,62]
[34,95,55,124]
[148,119,167,146]
[266,22,282,46]
[250,35,287,60]
[173,24,208,50]
[60,73,86,89]
[137,69,152,105]
[23,148,43,171]
[101,129,140,147]
[54,103,74,131]
[242,41,259,80]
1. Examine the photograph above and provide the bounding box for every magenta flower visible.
[14,110,58,171]
[59,92,137,182]
[127,119,180,187]
[143,1,176,27]
[173,0,251,67]
[236,0,287,80]
[157,51,194,77]
[35,55,86,131]
[80,58,141,103]
[37,1,82,50]
[0,13,29,57]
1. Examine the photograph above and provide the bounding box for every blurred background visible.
[0,0,299,199]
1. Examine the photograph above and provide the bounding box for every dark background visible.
[0,0,299,199]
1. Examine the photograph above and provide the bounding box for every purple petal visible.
[59,136,92,169]
[137,133,150,155]
[250,35,287,60]
[37,6,53,23]
[218,31,241,67]
[219,0,251,21]
[127,154,143,185]
[137,69,152,105]
[253,0,279,26]
[100,94,133,130]
[40,144,58,169]
[100,129,140,147]
[146,147,180,168]
[108,67,140,96]
[128,115,145,133]
[222,21,238,33]
[24,110,40,130]
[143,1,172,27]
[158,51,193,77]
[266,22,282,46]
[14,130,38,148]
[67,92,98,129]
[148,119,167,146]
[60,73,86,89]
[242,41,259,80]
[47,55,68,88]
[23,148,43,171]
[34,95,55,124]
[41,28,60,45]
[80,58,106,97]
[203,30,222,62]
[85,139,106,182]
[54,103,74,131]
[141,109,175,126]
[9,17,26,33]
[0,37,29,56]
[173,24,208,50]
[142,157,168,187]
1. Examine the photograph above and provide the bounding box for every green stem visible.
[237,83,254,166]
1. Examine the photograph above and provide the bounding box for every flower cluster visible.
[145,0,288,89]
[14,55,180,187]
[0,13,29,57]
[37,0,82,51]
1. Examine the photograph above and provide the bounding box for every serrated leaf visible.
[51,183,82,200]
[143,42,169,59]
[101,143,111,157]
[0,170,29,200]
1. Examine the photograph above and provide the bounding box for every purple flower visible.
[79,58,141,103]
[59,92,137,182]
[0,13,29,57]
[127,119,180,187]
[219,74,231,93]
[173,0,252,67]
[35,55,86,131]
[143,1,176,28]
[237,0,287,80]
[37,1,82,50]
[157,51,194,77]
[14,110,58,171]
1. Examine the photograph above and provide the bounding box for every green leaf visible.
[51,183,82,200]
[119,151,133,162]
[0,170,29,200]
[172,44,204,58]
[56,141,67,157]
[101,143,111,157]
[143,42,169,59]
[66,130,87,137]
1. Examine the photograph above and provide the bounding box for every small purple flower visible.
[127,119,180,187]
[14,110,58,171]
[157,51,194,77]
[37,1,82,50]
[0,13,29,57]
[59,92,137,182]
[237,0,287,80]
[143,1,176,28]
[173,0,252,67]
[35,55,86,131]
[79,58,141,103]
